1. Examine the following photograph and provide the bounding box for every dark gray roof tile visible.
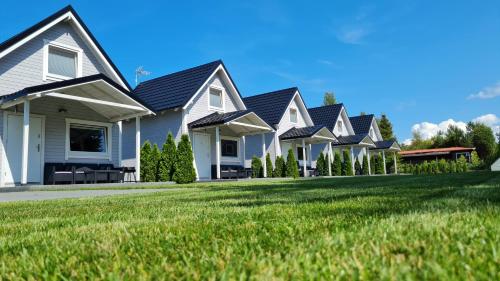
[308,104,344,131]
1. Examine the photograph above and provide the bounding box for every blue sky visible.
[1,0,499,141]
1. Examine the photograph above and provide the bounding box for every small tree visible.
[354,159,362,175]
[470,151,482,169]
[140,141,152,182]
[370,155,376,174]
[251,156,263,178]
[173,135,196,184]
[342,150,353,176]
[159,132,176,181]
[316,152,327,176]
[422,161,430,174]
[450,161,457,173]
[323,92,336,105]
[375,155,384,174]
[361,154,369,175]
[274,156,286,177]
[332,151,342,176]
[150,144,161,181]
[377,114,394,140]
[286,149,299,178]
[438,159,448,173]
[266,153,273,177]
[457,155,468,172]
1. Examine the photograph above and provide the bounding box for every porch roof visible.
[333,134,376,147]
[0,74,154,122]
[188,110,274,136]
[371,140,401,152]
[279,125,336,144]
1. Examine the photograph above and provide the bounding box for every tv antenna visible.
[135,66,151,86]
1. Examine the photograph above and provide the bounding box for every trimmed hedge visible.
[173,135,196,184]
[159,132,176,181]
[265,153,273,177]
[251,156,263,178]
[274,156,286,177]
[332,151,342,176]
[286,149,299,178]
[316,152,327,176]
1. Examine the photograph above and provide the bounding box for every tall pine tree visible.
[323,92,337,105]
[377,114,394,140]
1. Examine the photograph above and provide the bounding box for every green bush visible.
[251,156,263,178]
[273,156,286,177]
[438,159,448,173]
[150,144,161,181]
[286,149,299,178]
[457,155,468,172]
[342,150,353,176]
[450,161,457,173]
[354,159,362,175]
[332,151,342,176]
[470,151,482,170]
[159,133,176,182]
[140,141,153,182]
[370,155,376,174]
[362,154,369,175]
[375,154,384,174]
[316,152,327,176]
[173,134,196,184]
[265,153,273,177]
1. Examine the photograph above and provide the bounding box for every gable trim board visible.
[0,5,131,90]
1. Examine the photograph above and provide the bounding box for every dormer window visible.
[337,120,343,135]
[209,87,224,111]
[43,41,82,81]
[290,108,298,123]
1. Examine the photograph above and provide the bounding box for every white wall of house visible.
[0,21,114,97]
[492,158,500,171]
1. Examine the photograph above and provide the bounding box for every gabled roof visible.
[133,60,242,112]
[349,114,375,135]
[400,147,475,156]
[243,87,298,129]
[279,125,327,140]
[374,140,401,151]
[0,5,131,90]
[308,104,344,131]
[334,134,375,147]
[188,110,252,129]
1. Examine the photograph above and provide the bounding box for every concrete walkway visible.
[0,188,175,203]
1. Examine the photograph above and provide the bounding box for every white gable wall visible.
[0,21,114,96]
[333,108,354,136]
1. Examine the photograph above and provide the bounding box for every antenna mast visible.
[135,66,151,86]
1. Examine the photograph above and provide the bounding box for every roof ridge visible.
[308,103,344,110]
[243,87,298,100]
[136,60,222,87]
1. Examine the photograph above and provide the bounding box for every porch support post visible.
[328,142,332,176]
[308,144,312,171]
[117,121,122,167]
[261,133,267,177]
[350,146,355,176]
[21,100,30,185]
[393,151,398,174]
[382,150,387,175]
[367,148,371,175]
[242,136,246,168]
[302,139,307,177]
[135,117,141,182]
[216,126,221,179]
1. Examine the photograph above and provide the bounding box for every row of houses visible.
[0,6,400,186]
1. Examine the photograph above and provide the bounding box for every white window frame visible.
[43,40,83,82]
[65,118,112,160]
[220,136,240,162]
[208,85,225,112]
[337,120,343,135]
[289,107,298,123]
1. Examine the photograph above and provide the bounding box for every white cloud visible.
[411,119,467,140]
[403,138,412,146]
[336,26,369,44]
[409,114,500,141]
[472,114,500,134]
[468,82,500,99]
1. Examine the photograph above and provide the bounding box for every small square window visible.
[221,139,238,158]
[209,88,223,109]
[290,108,298,123]
[337,120,343,133]
[48,46,77,79]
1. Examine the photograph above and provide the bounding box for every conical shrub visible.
[173,134,196,184]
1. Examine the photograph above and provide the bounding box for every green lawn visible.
[1,172,500,280]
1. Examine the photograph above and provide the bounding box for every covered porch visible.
[370,140,402,174]
[188,110,274,180]
[279,125,337,177]
[333,134,376,175]
[0,75,153,186]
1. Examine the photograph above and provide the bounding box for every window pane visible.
[70,125,107,153]
[297,147,304,160]
[290,108,297,123]
[221,139,238,157]
[210,89,222,108]
[48,47,76,78]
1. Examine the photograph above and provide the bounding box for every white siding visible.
[491,158,500,171]
[186,73,242,124]
[121,109,183,165]
[0,21,114,96]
